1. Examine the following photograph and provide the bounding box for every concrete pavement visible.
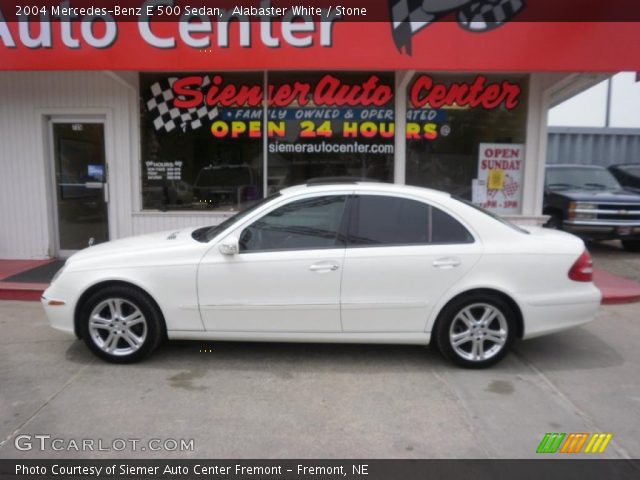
[0,300,638,459]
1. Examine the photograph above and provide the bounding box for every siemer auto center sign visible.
[1,0,640,71]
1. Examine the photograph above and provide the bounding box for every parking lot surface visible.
[589,240,640,283]
[0,295,639,459]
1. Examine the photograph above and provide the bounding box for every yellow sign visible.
[488,169,505,190]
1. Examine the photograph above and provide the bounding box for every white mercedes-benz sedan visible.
[42,180,601,368]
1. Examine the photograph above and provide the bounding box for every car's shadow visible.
[585,239,625,254]
[64,325,624,374]
[65,338,445,373]
[513,326,624,371]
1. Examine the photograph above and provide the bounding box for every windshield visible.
[454,196,529,234]
[546,167,621,190]
[192,193,281,243]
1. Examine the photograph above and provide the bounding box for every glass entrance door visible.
[51,121,109,253]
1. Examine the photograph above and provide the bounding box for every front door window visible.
[239,195,348,252]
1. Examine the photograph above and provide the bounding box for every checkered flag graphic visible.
[389,0,526,54]
[146,76,219,133]
[457,0,525,32]
[389,0,436,55]
[503,174,519,197]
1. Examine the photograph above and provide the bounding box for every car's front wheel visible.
[435,294,516,368]
[79,285,164,363]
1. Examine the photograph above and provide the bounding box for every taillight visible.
[568,250,593,282]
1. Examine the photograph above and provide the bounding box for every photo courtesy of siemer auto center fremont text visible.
[1,0,640,478]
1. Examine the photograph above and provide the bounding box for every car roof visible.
[279,181,452,199]
[547,164,606,169]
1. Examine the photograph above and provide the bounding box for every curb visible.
[0,282,47,302]
[593,268,640,305]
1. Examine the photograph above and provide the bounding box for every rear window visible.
[348,195,474,246]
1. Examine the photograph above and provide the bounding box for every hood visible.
[67,228,199,266]
[550,188,640,203]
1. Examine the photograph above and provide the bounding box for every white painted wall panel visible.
[131,213,233,236]
[0,71,136,258]
[0,71,230,259]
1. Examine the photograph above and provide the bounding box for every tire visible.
[78,285,164,363]
[544,213,563,230]
[622,240,640,252]
[435,293,516,369]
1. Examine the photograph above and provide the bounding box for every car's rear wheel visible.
[435,294,516,368]
[79,285,164,363]
[621,239,640,252]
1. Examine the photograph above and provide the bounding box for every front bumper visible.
[41,291,75,336]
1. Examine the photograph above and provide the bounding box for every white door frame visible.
[46,115,110,258]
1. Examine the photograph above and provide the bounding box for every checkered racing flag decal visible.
[390,0,436,55]
[389,0,526,54]
[146,76,219,133]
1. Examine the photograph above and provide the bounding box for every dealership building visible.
[1,3,639,259]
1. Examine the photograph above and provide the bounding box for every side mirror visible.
[218,236,239,255]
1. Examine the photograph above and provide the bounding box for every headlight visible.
[569,202,597,221]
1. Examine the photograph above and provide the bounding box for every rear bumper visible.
[562,221,640,240]
[519,284,602,339]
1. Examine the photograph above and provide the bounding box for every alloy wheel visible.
[448,303,508,362]
[88,298,148,357]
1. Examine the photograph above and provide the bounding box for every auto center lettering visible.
[154,73,521,141]
[173,74,393,109]
[410,75,521,110]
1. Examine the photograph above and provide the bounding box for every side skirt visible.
[167,330,431,345]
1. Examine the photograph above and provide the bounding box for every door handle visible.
[432,257,461,269]
[309,262,340,272]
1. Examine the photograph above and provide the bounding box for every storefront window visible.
[140,71,395,211]
[405,73,528,214]
[140,72,263,211]
[266,72,395,193]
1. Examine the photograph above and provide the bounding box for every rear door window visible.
[347,195,473,246]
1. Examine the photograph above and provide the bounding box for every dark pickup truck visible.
[609,163,640,191]
[544,164,640,252]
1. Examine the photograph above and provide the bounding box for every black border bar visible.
[1,460,640,480]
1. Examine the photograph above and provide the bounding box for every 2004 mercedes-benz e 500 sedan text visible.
[42,181,601,368]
